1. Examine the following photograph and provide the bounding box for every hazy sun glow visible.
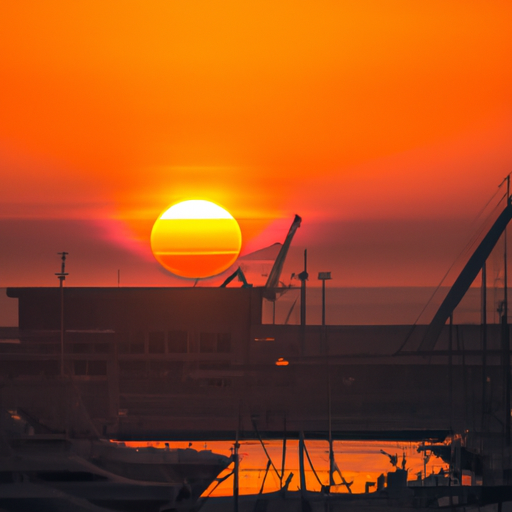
[159,200,235,220]
[1,3,512,288]
[150,200,242,279]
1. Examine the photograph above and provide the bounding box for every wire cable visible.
[394,189,507,354]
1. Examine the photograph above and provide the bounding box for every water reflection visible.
[125,440,449,496]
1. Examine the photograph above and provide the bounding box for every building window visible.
[217,333,231,353]
[149,361,184,380]
[199,333,216,353]
[199,333,231,353]
[72,343,92,354]
[94,343,109,354]
[129,332,145,354]
[200,378,232,388]
[199,362,230,371]
[74,361,87,376]
[88,360,107,376]
[168,330,188,353]
[119,361,147,378]
[71,343,109,354]
[73,360,107,377]
[148,331,165,353]
[116,332,129,354]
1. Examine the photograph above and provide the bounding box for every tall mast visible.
[299,249,308,356]
[504,175,511,452]
[298,250,308,500]
[299,430,307,498]
[328,372,334,487]
[505,175,509,324]
[481,261,487,442]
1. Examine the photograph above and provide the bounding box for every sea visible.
[130,439,450,497]
[262,285,494,326]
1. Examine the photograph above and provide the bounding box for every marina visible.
[0,409,230,511]
[2,2,512,509]
[2,192,512,510]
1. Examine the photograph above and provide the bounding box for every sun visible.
[150,200,242,279]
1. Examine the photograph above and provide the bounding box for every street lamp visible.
[318,270,333,486]
[317,272,332,326]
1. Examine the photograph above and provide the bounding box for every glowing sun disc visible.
[151,200,242,279]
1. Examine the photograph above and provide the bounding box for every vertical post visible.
[504,176,511,455]
[300,250,307,328]
[317,272,332,328]
[233,439,239,512]
[423,448,427,484]
[449,314,453,430]
[60,278,64,376]
[328,374,334,487]
[298,252,307,496]
[322,279,326,327]
[318,271,333,486]
[233,407,241,512]
[55,252,69,377]
[501,174,511,466]
[503,309,511,449]
[481,262,488,442]
[298,250,308,356]
[299,430,307,496]
[280,416,287,491]
[505,176,510,323]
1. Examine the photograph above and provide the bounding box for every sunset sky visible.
[1,1,512,289]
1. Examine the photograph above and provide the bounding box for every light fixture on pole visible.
[318,272,332,326]
[318,270,333,486]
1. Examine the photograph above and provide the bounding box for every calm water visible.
[262,286,493,326]
[127,439,450,496]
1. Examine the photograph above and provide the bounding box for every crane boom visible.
[264,214,302,298]
[219,267,253,288]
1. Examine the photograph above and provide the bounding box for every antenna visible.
[55,252,68,377]
[55,252,69,283]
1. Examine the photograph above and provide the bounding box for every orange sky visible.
[1,1,512,288]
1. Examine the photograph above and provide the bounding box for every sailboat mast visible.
[280,417,287,491]
[328,373,334,487]
[504,175,511,450]
[481,261,488,442]
[505,175,509,323]
[301,250,307,327]
[233,410,241,512]
[299,249,308,356]
[299,430,307,497]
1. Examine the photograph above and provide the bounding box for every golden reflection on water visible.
[125,440,449,496]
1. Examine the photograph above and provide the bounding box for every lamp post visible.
[318,271,333,486]
[318,272,332,326]
[55,252,68,377]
